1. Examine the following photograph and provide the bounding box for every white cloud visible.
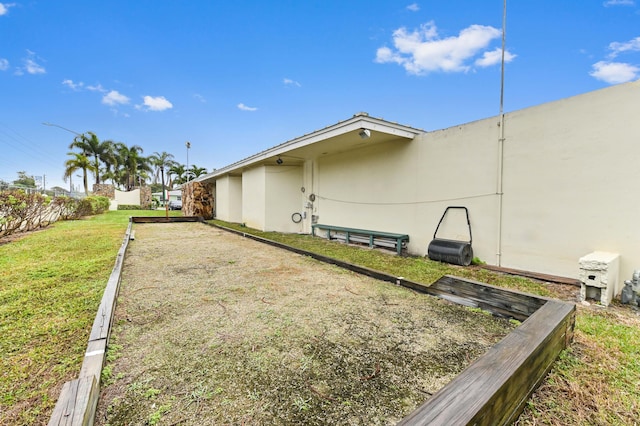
[0,58,8,71]
[102,90,131,106]
[238,103,258,111]
[141,95,173,111]
[603,0,635,6]
[607,36,640,58]
[407,3,420,12]
[62,79,84,90]
[590,61,639,84]
[475,47,516,67]
[0,3,16,16]
[87,83,106,92]
[17,51,46,75]
[283,78,301,87]
[193,93,206,103]
[375,21,511,75]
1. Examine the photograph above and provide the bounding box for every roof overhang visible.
[197,113,423,182]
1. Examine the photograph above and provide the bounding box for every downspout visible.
[496,0,507,266]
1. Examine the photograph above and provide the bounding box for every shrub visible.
[87,196,111,214]
[117,204,142,210]
[0,190,54,237]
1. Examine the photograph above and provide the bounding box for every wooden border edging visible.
[48,220,134,426]
[398,299,575,425]
[130,216,205,224]
[208,222,576,425]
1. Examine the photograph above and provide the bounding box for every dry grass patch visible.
[97,223,517,425]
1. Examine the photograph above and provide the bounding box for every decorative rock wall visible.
[93,184,115,199]
[183,181,214,219]
[137,186,152,209]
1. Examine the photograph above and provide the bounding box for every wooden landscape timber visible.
[48,220,134,426]
[130,215,205,224]
[48,219,576,425]
[398,299,575,425]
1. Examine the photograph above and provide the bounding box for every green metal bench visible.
[311,224,409,255]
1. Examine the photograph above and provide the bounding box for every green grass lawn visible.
[1,214,638,425]
[0,210,180,425]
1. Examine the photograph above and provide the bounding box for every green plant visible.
[0,209,181,425]
[147,403,171,425]
[117,204,143,210]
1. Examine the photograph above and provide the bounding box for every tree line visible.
[63,132,208,195]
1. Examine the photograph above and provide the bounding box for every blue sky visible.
[1,1,639,191]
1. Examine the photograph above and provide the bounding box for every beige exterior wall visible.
[215,175,243,223]
[114,188,141,206]
[264,165,304,232]
[500,81,640,279]
[242,167,266,229]
[316,119,500,263]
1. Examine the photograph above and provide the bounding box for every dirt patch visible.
[96,223,517,425]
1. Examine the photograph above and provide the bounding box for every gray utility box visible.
[578,251,620,307]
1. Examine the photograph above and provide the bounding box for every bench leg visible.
[396,239,402,255]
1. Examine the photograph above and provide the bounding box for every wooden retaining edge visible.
[130,216,205,223]
[398,299,575,425]
[481,264,582,287]
[208,222,576,425]
[48,220,134,426]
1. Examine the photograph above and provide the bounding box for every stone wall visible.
[183,181,214,219]
[93,184,115,199]
[137,186,152,209]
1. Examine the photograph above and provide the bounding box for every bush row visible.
[117,204,143,210]
[0,190,111,238]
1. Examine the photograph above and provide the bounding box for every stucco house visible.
[195,80,639,287]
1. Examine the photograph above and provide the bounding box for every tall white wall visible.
[317,119,500,263]
[501,81,640,279]
[264,165,304,233]
[114,189,141,206]
[242,167,266,229]
[215,176,242,223]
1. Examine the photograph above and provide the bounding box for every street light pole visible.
[185,141,191,182]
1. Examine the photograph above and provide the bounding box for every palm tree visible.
[115,144,147,190]
[99,140,119,185]
[149,151,177,201]
[63,152,97,195]
[189,165,208,180]
[168,164,186,187]
[69,132,113,185]
[149,151,176,185]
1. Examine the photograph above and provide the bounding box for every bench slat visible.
[312,224,409,255]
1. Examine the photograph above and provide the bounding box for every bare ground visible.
[96,223,517,425]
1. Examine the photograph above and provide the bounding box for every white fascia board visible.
[197,115,423,182]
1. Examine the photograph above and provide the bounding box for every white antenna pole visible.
[496,0,507,266]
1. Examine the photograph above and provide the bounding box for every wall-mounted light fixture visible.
[276,156,283,165]
[359,128,371,139]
